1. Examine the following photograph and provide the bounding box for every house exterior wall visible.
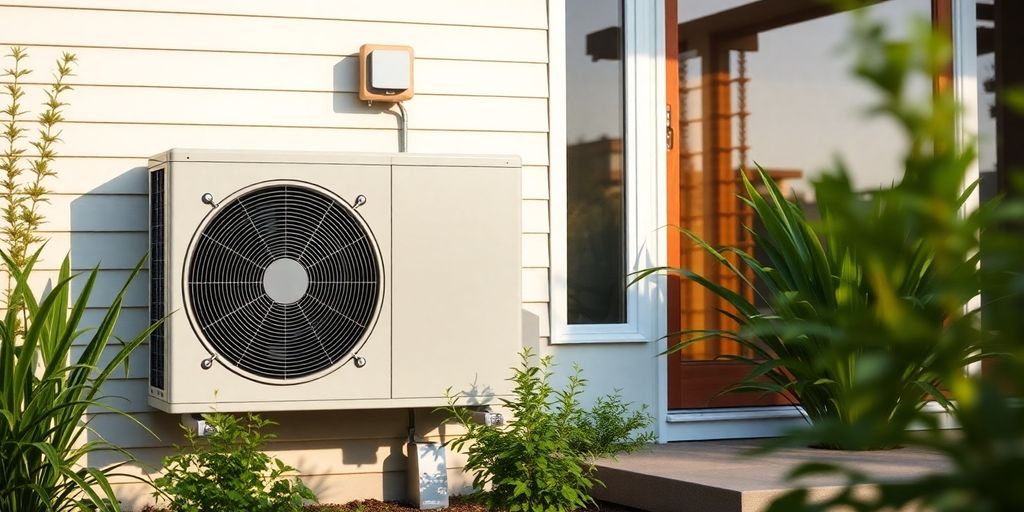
[2,0,665,508]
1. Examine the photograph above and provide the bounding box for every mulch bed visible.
[304,497,647,511]
[142,495,647,511]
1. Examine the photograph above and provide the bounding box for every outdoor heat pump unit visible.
[147,149,522,413]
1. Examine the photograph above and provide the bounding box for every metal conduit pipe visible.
[397,102,409,152]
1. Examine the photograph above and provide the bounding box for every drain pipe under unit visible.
[406,409,449,510]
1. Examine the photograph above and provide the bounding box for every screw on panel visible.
[353,356,367,368]
[200,354,217,370]
[201,193,219,208]
[353,195,367,209]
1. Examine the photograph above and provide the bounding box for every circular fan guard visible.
[186,183,382,382]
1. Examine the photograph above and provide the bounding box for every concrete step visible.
[592,439,948,512]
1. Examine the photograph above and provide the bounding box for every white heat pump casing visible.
[147,149,522,413]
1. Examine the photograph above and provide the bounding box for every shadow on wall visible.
[522,307,540,354]
[282,407,457,504]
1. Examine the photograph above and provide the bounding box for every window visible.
[669,0,932,408]
[973,0,1024,201]
[550,0,663,343]
[565,0,627,325]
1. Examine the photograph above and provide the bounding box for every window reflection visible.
[566,0,626,324]
[974,0,1024,200]
[673,0,929,362]
[977,0,996,199]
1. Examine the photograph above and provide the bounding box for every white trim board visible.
[664,403,958,442]
[548,0,665,345]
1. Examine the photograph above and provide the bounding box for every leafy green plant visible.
[569,392,656,458]
[154,412,317,512]
[0,249,160,511]
[443,349,653,512]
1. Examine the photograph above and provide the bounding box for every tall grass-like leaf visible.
[0,250,162,511]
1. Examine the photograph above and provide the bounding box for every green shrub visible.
[154,412,317,512]
[0,250,160,511]
[443,349,653,512]
[569,392,656,458]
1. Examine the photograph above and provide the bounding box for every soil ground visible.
[303,497,647,511]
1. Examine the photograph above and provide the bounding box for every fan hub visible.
[262,258,309,304]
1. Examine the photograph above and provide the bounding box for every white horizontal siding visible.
[37,195,147,232]
[18,86,548,132]
[70,343,150,381]
[523,302,551,338]
[522,166,550,200]
[15,46,548,97]
[11,269,146,306]
[76,308,151,343]
[45,124,551,164]
[0,0,553,506]
[522,199,551,233]
[89,439,473,479]
[522,234,550,268]
[85,408,467,450]
[1,6,547,62]
[1,0,547,29]
[39,232,148,269]
[522,268,550,302]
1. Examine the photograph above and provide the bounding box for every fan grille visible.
[187,184,381,381]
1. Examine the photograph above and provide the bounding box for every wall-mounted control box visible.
[359,44,414,102]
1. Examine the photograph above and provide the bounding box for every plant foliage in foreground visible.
[154,412,317,512]
[635,160,975,448]
[0,250,159,511]
[444,349,654,512]
[757,7,1024,512]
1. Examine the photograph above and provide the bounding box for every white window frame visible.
[548,0,667,344]
[953,0,983,376]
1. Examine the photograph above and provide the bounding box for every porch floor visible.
[592,438,948,512]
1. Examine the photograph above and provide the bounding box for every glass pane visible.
[565,0,626,324]
[744,1,930,200]
[977,0,996,196]
[975,0,1024,348]
[679,0,756,22]
[672,0,929,364]
[976,0,1024,195]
